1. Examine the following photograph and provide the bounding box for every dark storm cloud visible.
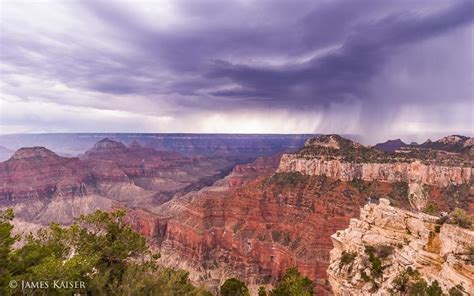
[68,0,472,109]
[0,0,472,139]
[207,0,474,106]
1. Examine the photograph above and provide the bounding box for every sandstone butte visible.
[328,198,473,295]
[1,134,473,295]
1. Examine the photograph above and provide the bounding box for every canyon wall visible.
[0,139,233,224]
[278,154,472,187]
[278,135,473,211]
[328,198,473,295]
[152,156,371,295]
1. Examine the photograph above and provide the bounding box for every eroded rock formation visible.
[0,139,232,224]
[278,135,473,211]
[328,198,473,295]
[152,156,369,295]
[278,135,473,187]
[279,155,472,187]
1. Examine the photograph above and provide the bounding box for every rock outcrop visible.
[278,135,473,187]
[374,139,408,152]
[278,135,473,211]
[279,154,472,187]
[328,198,473,295]
[0,147,91,202]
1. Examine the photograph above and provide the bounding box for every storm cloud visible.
[0,0,473,143]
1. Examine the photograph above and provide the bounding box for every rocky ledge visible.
[327,198,473,295]
[278,135,473,187]
[278,154,472,187]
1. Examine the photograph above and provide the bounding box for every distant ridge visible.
[374,139,408,152]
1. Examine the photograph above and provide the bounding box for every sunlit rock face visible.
[327,199,473,295]
[278,134,473,187]
[278,135,473,212]
[0,147,91,201]
[279,155,472,187]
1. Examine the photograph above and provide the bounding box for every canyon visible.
[1,134,472,295]
[0,133,312,160]
[0,138,234,224]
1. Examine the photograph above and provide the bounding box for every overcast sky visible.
[0,0,473,143]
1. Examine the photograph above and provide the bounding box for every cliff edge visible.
[327,198,473,295]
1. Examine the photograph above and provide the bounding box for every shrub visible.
[409,279,428,295]
[449,208,473,228]
[467,246,474,265]
[258,286,267,296]
[339,251,356,268]
[448,284,466,296]
[392,271,410,293]
[220,278,250,296]
[407,279,444,296]
[271,230,282,242]
[424,203,439,215]
[360,271,370,282]
[370,256,383,278]
[265,172,308,187]
[426,280,444,296]
[392,267,424,294]
[270,267,313,296]
[364,245,384,278]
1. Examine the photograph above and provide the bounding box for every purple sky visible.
[0,0,473,143]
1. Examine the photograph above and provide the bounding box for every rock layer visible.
[0,140,232,224]
[327,199,474,295]
[278,154,472,187]
[152,157,369,295]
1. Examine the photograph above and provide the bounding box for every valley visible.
[0,134,472,295]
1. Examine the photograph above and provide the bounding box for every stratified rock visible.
[0,139,234,225]
[278,135,473,187]
[327,199,474,295]
[154,156,366,295]
[278,135,473,213]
